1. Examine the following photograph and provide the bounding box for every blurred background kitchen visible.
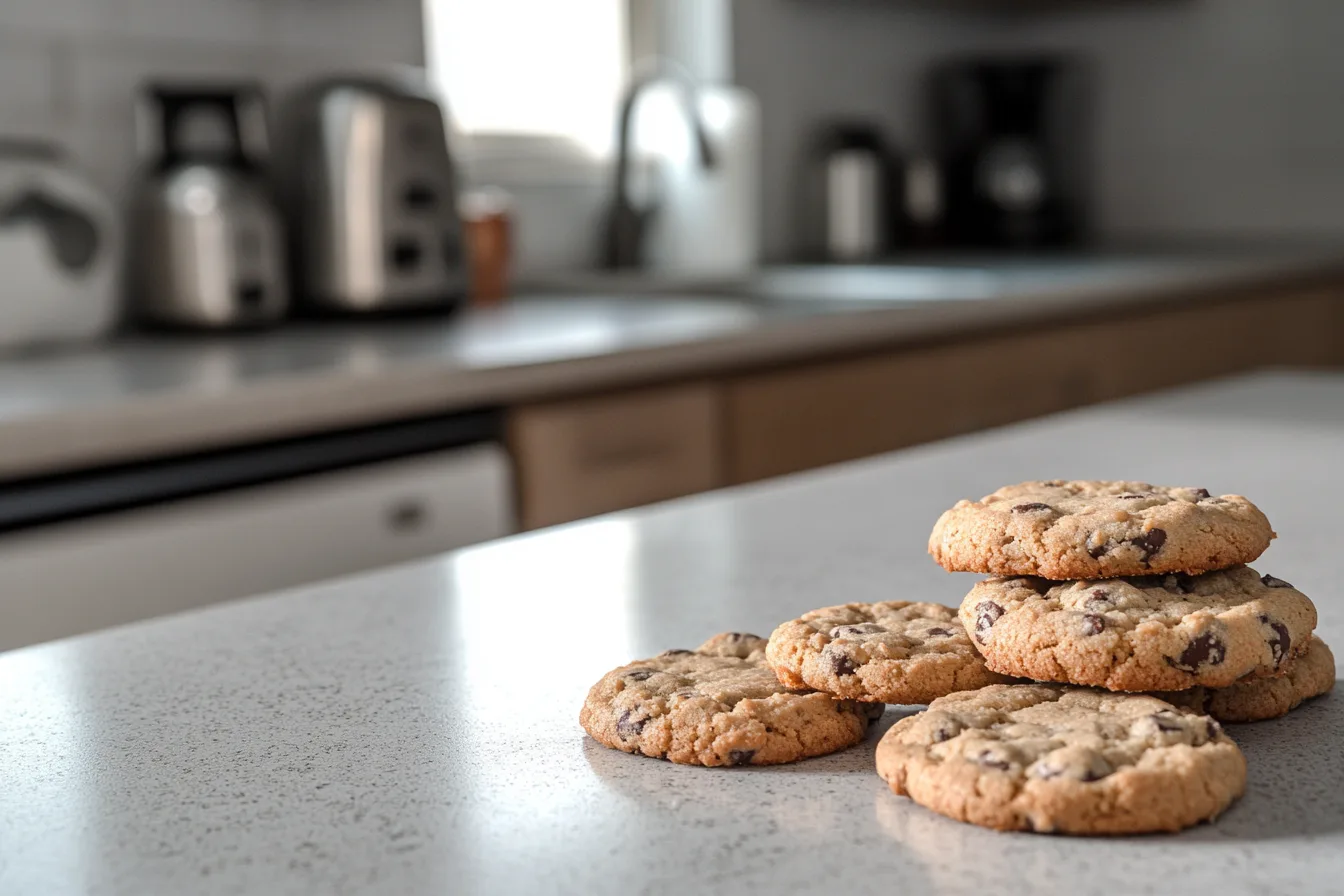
[0,0,1341,652]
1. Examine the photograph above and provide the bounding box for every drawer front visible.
[510,383,722,529]
[0,444,514,652]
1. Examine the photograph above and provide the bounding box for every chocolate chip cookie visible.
[580,632,882,766]
[1157,635,1335,723]
[766,601,1012,704]
[929,480,1274,579]
[875,684,1247,834]
[960,566,1317,692]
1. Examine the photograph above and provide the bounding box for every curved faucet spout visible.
[602,59,717,270]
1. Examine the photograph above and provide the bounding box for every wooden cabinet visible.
[725,288,1344,484]
[507,284,1343,522]
[508,382,723,529]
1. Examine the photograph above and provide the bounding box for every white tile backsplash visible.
[262,0,424,63]
[0,0,424,197]
[70,39,268,125]
[0,37,66,119]
[737,0,1344,251]
[0,0,126,37]
[119,0,268,46]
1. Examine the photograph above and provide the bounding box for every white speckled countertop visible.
[0,250,1338,479]
[2,370,1342,895]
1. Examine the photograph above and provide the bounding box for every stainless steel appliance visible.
[812,122,901,262]
[931,56,1087,248]
[129,84,289,328]
[0,139,121,349]
[279,72,467,313]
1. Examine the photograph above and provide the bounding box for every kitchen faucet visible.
[602,61,718,270]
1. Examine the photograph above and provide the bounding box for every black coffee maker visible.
[930,56,1086,249]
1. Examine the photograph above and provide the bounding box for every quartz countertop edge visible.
[0,252,1340,481]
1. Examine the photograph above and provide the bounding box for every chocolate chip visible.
[724,632,752,642]
[1087,541,1110,559]
[1118,493,1149,500]
[1166,632,1226,672]
[1261,574,1294,589]
[659,649,693,657]
[830,623,883,639]
[1081,768,1112,782]
[1130,527,1167,563]
[616,710,647,737]
[1190,488,1211,500]
[1165,574,1197,594]
[925,627,954,637]
[829,652,858,677]
[1206,719,1222,741]
[976,750,1010,771]
[974,601,1004,642]
[1084,589,1112,610]
[673,689,697,699]
[1081,614,1106,636]
[1261,615,1292,667]
[1012,502,1052,513]
[625,669,655,682]
[1150,711,1184,732]
[728,749,755,766]
[932,725,957,743]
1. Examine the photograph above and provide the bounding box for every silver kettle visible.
[129,84,288,328]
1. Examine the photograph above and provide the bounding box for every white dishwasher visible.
[0,412,513,652]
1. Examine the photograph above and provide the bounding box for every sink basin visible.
[750,266,1001,302]
[524,253,1292,308]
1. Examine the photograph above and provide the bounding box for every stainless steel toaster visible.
[279,72,468,313]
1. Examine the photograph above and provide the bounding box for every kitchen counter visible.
[3,369,1343,895]
[0,249,1340,480]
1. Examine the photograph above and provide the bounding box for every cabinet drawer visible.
[509,383,722,529]
[0,445,513,652]
[725,334,1097,485]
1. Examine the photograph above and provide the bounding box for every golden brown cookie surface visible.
[1158,635,1335,722]
[876,684,1247,834]
[766,601,1010,704]
[960,566,1317,691]
[930,480,1274,579]
[580,632,881,766]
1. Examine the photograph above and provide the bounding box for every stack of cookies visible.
[579,479,1334,837]
[875,479,1333,834]
[926,481,1331,721]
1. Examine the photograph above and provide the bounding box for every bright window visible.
[424,0,628,158]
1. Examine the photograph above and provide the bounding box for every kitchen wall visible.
[995,0,1344,243]
[0,0,424,203]
[733,2,1001,261]
[736,0,1344,259]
